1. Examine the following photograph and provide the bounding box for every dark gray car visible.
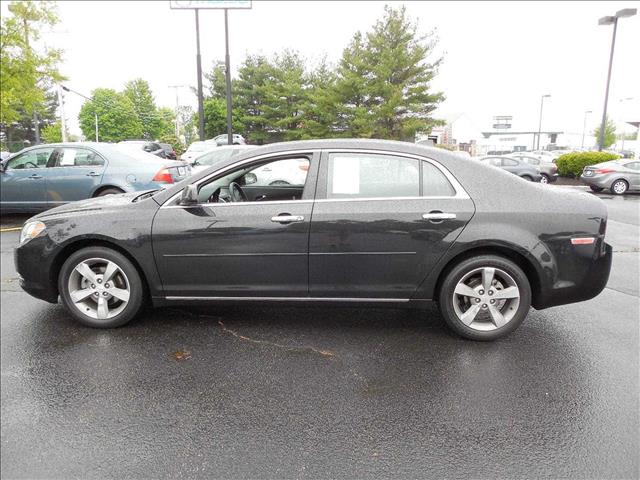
[479,156,542,182]
[15,139,611,341]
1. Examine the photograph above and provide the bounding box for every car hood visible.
[33,191,155,220]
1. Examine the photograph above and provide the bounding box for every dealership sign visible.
[170,0,251,9]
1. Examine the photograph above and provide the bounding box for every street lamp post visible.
[597,8,637,151]
[536,94,551,150]
[581,110,592,149]
[61,85,99,142]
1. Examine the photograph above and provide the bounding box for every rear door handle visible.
[28,174,43,180]
[86,171,101,177]
[422,212,457,220]
[271,214,304,224]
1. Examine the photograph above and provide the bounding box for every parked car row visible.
[180,135,247,162]
[0,142,191,213]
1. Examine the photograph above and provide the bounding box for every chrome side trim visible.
[163,252,306,257]
[314,196,457,203]
[164,296,410,303]
[161,199,313,209]
[309,251,416,256]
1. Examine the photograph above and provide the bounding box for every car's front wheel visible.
[437,255,532,341]
[610,179,628,195]
[58,247,144,328]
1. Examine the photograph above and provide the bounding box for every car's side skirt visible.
[164,296,411,303]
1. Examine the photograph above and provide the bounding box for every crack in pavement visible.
[217,320,335,358]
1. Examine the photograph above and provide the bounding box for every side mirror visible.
[180,184,198,205]
[244,172,257,185]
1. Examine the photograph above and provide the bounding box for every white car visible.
[180,141,217,163]
[191,145,256,173]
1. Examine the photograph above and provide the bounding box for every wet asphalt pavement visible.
[1,190,638,479]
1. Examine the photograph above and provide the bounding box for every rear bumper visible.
[534,242,612,309]
[580,174,609,188]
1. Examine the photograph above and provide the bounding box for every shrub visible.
[556,151,620,177]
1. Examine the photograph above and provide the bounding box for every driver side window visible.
[5,148,54,170]
[197,156,311,204]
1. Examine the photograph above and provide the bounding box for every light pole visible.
[581,110,592,149]
[169,85,188,139]
[536,94,551,150]
[597,8,637,151]
[61,85,99,141]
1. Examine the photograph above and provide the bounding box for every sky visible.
[4,0,639,139]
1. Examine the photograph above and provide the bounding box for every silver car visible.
[479,156,542,182]
[508,154,558,184]
[580,159,640,194]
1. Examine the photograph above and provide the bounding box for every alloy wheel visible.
[452,267,520,331]
[612,180,628,194]
[67,257,131,320]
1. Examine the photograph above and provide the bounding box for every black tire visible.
[521,175,533,181]
[58,246,144,328]
[610,179,628,195]
[95,187,124,197]
[437,255,532,341]
[539,174,550,184]
[589,185,604,192]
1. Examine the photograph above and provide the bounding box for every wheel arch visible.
[91,184,126,197]
[50,238,150,303]
[433,244,542,308]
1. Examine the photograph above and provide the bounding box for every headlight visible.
[20,221,46,244]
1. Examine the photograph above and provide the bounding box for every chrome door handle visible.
[271,214,304,223]
[86,172,101,177]
[28,174,43,179]
[422,212,457,220]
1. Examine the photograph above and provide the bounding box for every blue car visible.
[0,142,191,213]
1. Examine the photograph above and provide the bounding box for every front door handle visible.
[86,171,101,177]
[28,174,43,180]
[271,214,304,224]
[422,212,457,220]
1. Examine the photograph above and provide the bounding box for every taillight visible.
[594,168,614,174]
[153,168,174,183]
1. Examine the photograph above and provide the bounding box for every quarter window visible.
[327,153,419,199]
[5,148,54,170]
[422,161,455,196]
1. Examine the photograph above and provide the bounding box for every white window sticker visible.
[331,156,360,194]
[60,149,77,166]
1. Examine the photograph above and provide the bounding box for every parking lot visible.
[1,189,638,479]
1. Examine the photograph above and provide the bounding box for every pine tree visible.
[123,79,161,140]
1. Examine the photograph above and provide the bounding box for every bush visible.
[555,151,620,177]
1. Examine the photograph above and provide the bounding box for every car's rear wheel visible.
[610,179,628,195]
[589,185,604,192]
[539,174,549,184]
[437,255,532,341]
[58,247,144,328]
[96,187,124,197]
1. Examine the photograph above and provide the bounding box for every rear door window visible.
[56,148,105,167]
[326,153,419,199]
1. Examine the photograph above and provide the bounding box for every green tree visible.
[78,88,143,142]
[593,117,617,148]
[0,1,64,143]
[41,121,62,143]
[177,105,197,146]
[123,79,161,139]
[204,61,228,100]
[333,5,444,140]
[235,55,275,144]
[300,57,339,139]
[157,107,177,138]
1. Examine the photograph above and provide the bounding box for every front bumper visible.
[14,237,60,303]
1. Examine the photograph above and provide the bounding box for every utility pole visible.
[195,10,205,141]
[224,9,233,145]
[169,85,186,138]
[581,110,592,149]
[57,85,68,142]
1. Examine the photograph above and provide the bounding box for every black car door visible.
[151,151,320,298]
[308,150,475,299]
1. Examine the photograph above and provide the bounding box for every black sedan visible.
[14,139,612,340]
